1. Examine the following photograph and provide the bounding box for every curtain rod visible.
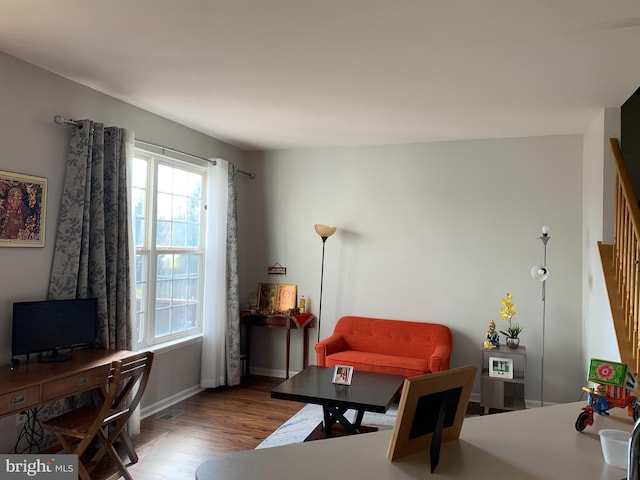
[53,115,256,179]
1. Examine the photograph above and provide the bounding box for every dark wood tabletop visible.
[271,366,405,413]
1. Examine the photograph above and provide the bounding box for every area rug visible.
[256,404,398,449]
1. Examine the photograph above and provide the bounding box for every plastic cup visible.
[599,429,630,469]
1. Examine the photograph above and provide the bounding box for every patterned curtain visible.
[225,162,241,386]
[31,120,133,451]
[201,159,241,388]
[48,120,132,350]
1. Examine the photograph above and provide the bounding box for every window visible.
[132,149,207,347]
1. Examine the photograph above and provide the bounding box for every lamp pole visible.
[538,226,550,407]
[314,224,336,343]
[318,236,328,343]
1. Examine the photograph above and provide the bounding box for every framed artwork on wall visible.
[0,170,47,247]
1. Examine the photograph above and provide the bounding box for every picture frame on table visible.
[257,283,278,312]
[0,170,47,248]
[276,283,297,312]
[387,365,476,466]
[488,357,513,379]
[333,365,353,385]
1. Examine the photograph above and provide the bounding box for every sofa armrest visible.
[315,334,348,366]
[428,343,452,372]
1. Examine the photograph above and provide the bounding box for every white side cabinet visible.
[480,345,526,414]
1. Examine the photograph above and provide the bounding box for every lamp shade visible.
[531,265,550,282]
[315,224,337,239]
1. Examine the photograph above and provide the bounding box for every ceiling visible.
[1,1,639,151]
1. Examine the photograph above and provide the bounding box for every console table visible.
[241,313,316,379]
[0,348,134,419]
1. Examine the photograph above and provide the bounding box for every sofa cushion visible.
[325,350,431,378]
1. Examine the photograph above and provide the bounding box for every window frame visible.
[133,147,208,348]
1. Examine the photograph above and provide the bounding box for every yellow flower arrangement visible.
[498,293,524,338]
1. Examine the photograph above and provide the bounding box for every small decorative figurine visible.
[483,320,500,350]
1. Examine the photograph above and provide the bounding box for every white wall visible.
[582,109,620,367]
[0,52,250,453]
[246,135,585,405]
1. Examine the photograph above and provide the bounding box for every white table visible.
[195,401,634,479]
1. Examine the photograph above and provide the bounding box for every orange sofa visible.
[314,316,452,377]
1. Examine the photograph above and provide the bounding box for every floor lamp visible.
[315,224,336,343]
[531,225,550,407]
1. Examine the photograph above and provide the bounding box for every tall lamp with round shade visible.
[315,224,336,343]
[531,225,550,407]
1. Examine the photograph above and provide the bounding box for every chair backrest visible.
[71,357,133,452]
[104,351,155,426]
[60,351,154,474]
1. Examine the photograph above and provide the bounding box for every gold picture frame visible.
[276,283,297,312]
[257,283,298,314]
[387,365,477,469]
[0,170,47,247]
[257,283,278,312]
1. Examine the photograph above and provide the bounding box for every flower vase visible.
[506,337,520,349]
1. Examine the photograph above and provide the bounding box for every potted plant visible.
[498,293,524,348]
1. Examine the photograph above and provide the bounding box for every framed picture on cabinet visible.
[0,170,47,247]
[488,357,513,379]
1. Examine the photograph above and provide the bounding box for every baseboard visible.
[140,384,205,419]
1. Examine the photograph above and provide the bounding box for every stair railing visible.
[609,138,640,372]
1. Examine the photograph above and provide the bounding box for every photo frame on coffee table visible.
[332,365,353,385]
[387,365,477,472]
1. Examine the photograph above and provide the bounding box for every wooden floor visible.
[92,375,488,479]
[93,376,302,480]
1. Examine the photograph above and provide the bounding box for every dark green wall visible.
[621,86,640,203]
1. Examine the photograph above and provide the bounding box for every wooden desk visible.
[241,313,316,379]
[0,349,134,419]
[196,401,633,479]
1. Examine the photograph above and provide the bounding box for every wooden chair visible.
[42,351,154,480]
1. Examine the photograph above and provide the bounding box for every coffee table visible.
[271,366,405,439]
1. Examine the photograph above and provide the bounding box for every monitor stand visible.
[39,350,72,363]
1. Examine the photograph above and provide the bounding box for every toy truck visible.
[575,358,640,432]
